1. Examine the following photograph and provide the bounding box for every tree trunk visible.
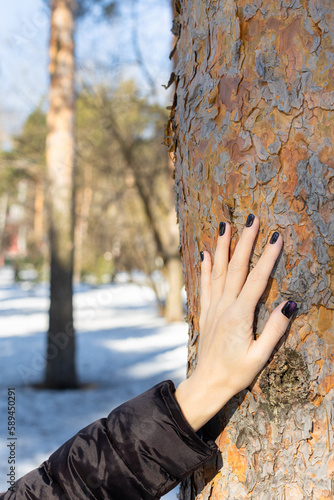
[34,180,44,249]
[164,158,185,322]
[0,194,8,263]
[105,111,184,321]
[164,250,184,321]
[169,1,334,498]
[45,0,77,388]
[74,163,93,283]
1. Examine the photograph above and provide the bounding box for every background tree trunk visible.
[34,180,44,250]
[169,0,334,498]
[105,108,185,321]
[0,194,8,263]
[164,157,185,322]
[74,162,93,283]
[45,0,77,388]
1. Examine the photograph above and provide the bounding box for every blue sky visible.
[0,0,173,139]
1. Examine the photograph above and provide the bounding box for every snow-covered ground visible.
[0,267,188,498]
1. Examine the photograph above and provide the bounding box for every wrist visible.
[174,373,233,432]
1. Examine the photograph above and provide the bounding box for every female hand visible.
[174,214,297,431]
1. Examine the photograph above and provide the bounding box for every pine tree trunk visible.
[34,180,44,250]
[74,163,93,283]
[165,158,185,322]
[0,194,8,261]
[45,0,77,388]
[170,1,334,498]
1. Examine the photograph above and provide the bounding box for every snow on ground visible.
[0,266,188,498]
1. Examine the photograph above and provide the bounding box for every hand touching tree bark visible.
[175,214,297,432]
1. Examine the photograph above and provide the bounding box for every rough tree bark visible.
[168,0,334,498]
[45,0,78,388]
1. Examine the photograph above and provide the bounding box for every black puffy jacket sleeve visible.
[1,380,218,499]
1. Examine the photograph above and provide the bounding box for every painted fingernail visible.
[246,213,255,227]
[219,222,226,236]
[200,251,204,262]
[281,300,297,319]
[270,231,279,244]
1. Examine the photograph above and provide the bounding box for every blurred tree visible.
[76,82,183,318]
[45,0,117,389]
[126,0,185,321]
[14,109,47,259]
[161,0,185,322]
[0,193,7,262]
[44,0,125,389]
[0,109,47,268]
[169,0,334,498]
[45,0,77,388]
[5,82,179,320]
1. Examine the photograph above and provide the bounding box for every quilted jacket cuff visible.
[106,379,218,497]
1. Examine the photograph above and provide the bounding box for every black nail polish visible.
[200,251,204,262]
[246,214,255,227]
[281,300,297,319]
[270,231,279,244]
[219,222,226,236]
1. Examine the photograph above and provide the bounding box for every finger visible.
[200,250,212,323]
[210,222,231,303]
[221,214,259,307]
[237,231,283,312]
[248,300,297,369]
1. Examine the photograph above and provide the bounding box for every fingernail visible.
[200,251,204,262]
[219,222,226,236]
[246,213,255,227]
[281,300,297,319]
[270,231,279,244]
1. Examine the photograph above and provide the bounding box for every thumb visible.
[249,300,297,367]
